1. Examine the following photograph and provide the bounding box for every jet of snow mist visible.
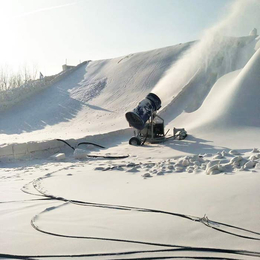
[152,0,260,106]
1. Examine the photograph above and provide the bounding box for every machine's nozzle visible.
[125,93,161,130]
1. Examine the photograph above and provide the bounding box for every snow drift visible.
[0,1,260,159]
[0,34,259,159]
[193,48,260,130]
[0,37,258,144]
[1,1,260,259]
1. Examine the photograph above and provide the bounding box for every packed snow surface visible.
[1,15,260,259]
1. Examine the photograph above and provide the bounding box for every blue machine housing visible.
[125,93,161,130]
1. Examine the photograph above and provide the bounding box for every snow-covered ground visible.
[0,30,260,259]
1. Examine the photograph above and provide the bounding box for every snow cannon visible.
[126,93,187,145]
[125,93,161,131]
[125,93,167,145]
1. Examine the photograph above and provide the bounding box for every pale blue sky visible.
[0,0,252,75]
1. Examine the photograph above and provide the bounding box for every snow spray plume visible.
[152,0,260,106]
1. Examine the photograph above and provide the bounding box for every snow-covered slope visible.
[166,47,260,148]
[187,48,260,130]
[0,35,259,158]
[0,43,192,144]
[1,34,260,260]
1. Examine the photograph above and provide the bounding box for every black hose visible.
[87,154,129,159]
[0,251,246,259]
[29,194,260,259]
[56,138,128,159]
[56,139,105,150]
[56,139,75,150]
[32,181,260,242]
[1,174,257,259]
[3,150,258,259]
[77,142,105,149]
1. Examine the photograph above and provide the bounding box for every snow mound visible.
[0,35,259,158]
[172,48,260,133]
[216,48,260,128]
[0,43,191,146]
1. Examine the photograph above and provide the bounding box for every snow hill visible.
[1,34,260,260]
[174,48,260,131]
[0,43,192,144]
[0,34,259,158]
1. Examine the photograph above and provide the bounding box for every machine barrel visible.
[125,93,161,130]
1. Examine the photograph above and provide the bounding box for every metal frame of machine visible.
[129,112,166,145]
[129,113,187,145]
[126,93,187,146]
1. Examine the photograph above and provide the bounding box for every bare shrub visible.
[0,65,39,91]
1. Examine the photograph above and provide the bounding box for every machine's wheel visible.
[129,137,141,146]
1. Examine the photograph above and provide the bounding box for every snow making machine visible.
[125,93,187,145]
